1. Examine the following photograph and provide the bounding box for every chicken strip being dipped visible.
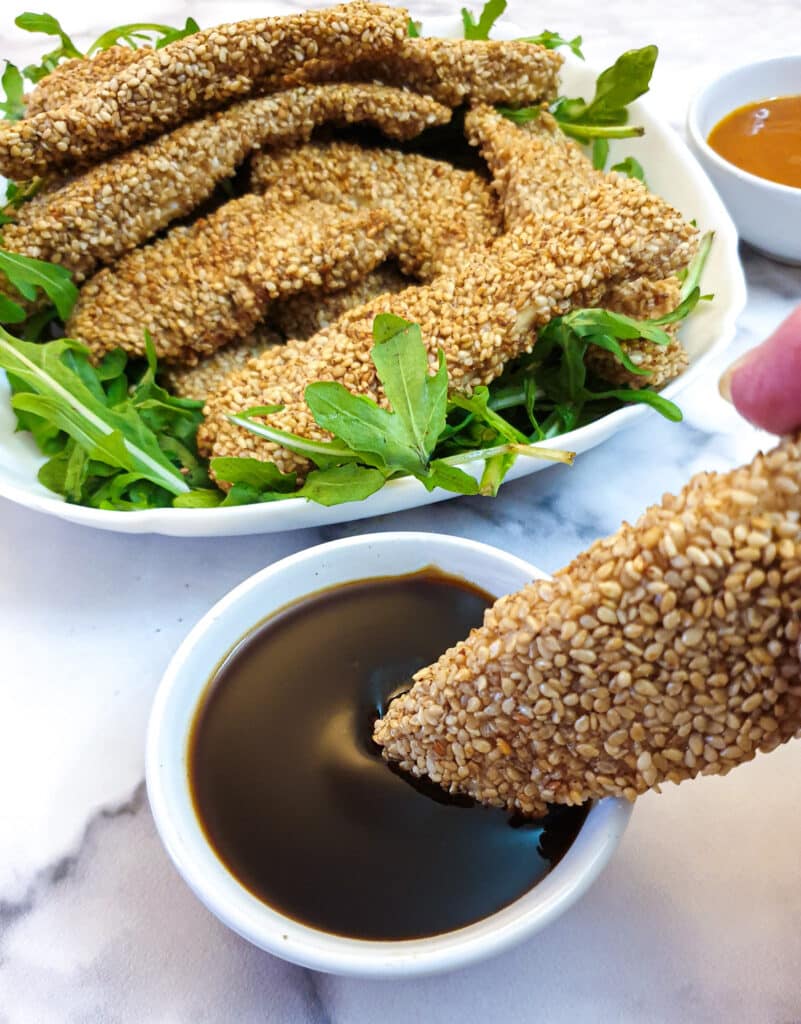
[374,435,801,817]
[0,2,408,179]
[3,85,449,287]
[67,195,392,364]
[251,141,500,280]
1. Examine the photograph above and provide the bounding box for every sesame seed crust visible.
[199,172,698,473]
[272,264,408,340]
[23,47,141,116]
[275,37,563,107]
[66,194,392,365]
[250,140,501,280]
[465,103,595,225]
[374,434,801,817]
[3,84,448,286]
[0,2,409,179]
[162,326,283,400]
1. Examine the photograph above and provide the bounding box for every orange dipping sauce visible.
[707,94,801,189]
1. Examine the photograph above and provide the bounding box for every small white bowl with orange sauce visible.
[687,56,801,264]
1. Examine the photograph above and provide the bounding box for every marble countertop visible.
[1,1,801,1020]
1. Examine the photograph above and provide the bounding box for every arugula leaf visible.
[461,0,507,40]
[678,230,715,303]
[553,46,658,127]
[495,105,540,127]
[591,387,682,421]
[371,315,447,462]
[592,137,609,171]
[1,179,44,221]
[87,19,200,54]
[610,155,646,182]
[297,464,387,506]
[0,294,26,323]
[15,12,82,56]
[0,329,190,498]
[519,30,584,59]
[0,249,78,320]
[211,456,296,493]
[304,381,422,474]
[15,12,83,83]
[0,62,25,121]
[419,460,479,495]
[172,488,223,509]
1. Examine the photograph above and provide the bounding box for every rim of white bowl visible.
[687,55,801,197]
[146,532,633,978]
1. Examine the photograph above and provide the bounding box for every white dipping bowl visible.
[146,532,631,978]
[687,56,801,264]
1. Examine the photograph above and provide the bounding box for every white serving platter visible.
[0,13,746,536]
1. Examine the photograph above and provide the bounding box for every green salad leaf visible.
[0,249,79,321]
[87,19,200,54]
[0,329,205,506]
[407,17,422,37]
[519,30,584,59]
[553,46,658,127]
[0,61,25,121]
[610,155,646,182]
[15,12,82,82]
[461,0,507,40]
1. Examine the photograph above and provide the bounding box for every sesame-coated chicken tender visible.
[274,37,563,107]
[467,104,693,389]
[199,177,698,474]
[23,47,141,116]
[3,85,449,286]
[465,103,596,225]
[374,435,801,817]
[271,264,408,341]
[250,141,500,280]
[163,326,282,401]
[67,194,392,365]
[0,2,409,179]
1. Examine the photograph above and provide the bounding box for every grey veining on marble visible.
[1,1,801,1021]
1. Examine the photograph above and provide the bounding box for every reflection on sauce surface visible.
[707,95,801,189]
[188,569,589,941]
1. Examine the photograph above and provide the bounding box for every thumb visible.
[720,305,801,434]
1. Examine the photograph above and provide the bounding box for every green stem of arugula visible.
[559,123,644,141]
[679,230,715,302]
[440,442,574,467]
[227,413,356,460]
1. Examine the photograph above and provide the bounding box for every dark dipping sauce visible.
[188,569,589,941]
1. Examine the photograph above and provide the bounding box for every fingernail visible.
[719,351,754,403]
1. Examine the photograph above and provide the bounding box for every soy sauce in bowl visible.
[188,569,588,941]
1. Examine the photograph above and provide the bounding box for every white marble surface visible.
[1,1,801,1021]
